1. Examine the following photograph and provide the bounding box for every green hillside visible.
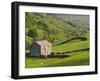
[25,12,88,51]
[25,12,90,68]
[53,40,89,53]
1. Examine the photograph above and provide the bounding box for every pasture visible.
[25,39,89,68]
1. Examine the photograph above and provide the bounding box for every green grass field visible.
[25,50,89,68]
[53,40,89,53]
[25,39,89,68]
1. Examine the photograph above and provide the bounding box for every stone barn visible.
[30,40,52,57]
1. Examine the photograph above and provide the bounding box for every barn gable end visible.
[30,40,52,57]
[30,42,41,57]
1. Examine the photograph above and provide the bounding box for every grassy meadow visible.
[25,12,90,68]
[25,39,89,68]
[26,51,89,68]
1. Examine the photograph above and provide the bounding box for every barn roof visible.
[35,40,52,46]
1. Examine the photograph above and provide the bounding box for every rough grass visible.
[25,50,89,68]
[53,40,89,53]
[25,39,89,68]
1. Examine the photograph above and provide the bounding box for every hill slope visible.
[54,14,89,31]
[25,12,88,50]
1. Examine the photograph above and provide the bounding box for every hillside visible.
[53,40,89,53]
[25,12,89,51]
[25,12,90,68]
[54,14,89,31]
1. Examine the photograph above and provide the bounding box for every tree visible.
[28,28,45,41]
[35,29,45,40]
[28,28,37,38]
[25,36,33,51]
[48,35,56,43]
